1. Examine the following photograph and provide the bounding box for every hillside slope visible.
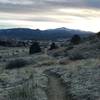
[0,28,93,40]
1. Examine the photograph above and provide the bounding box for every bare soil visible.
[47,75,68,100]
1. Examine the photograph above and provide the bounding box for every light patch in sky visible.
[0,0,100,32]
[0,8,100,32]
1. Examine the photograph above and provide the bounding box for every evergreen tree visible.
[49,42,58,50]
[96,31,100,37]
[71,34,81,45]
[29,42,41,54]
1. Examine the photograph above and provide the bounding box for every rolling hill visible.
[0,27,94,40]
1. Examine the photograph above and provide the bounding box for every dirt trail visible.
[47,75,67,100]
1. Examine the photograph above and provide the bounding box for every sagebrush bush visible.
[69,53,85,60]
[65,45,74,50]
[6,59,28,69]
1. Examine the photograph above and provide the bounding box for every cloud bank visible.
[0,0,100,32]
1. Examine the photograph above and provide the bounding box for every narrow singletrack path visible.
[47,75,67,100]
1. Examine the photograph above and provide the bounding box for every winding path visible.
[47,75,67,100]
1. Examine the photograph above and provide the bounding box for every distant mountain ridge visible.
[0,27,94,40]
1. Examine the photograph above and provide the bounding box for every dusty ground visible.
[47,75,66,100]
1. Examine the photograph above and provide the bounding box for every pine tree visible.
[49,42,58,50]
[29,42,41,54]
[71,34,81,45]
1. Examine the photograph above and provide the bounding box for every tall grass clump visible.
[7,81,35,100]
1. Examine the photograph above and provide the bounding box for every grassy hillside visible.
[0,35,100,100]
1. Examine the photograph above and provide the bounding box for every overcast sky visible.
[0,0,100,32]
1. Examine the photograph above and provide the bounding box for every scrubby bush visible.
[0,55,2,58]
[49,42,58,50]
[71,34,81,45]
[66,45,74,50]
[69,53,85,60]
[52,51,61,57]
[29,42,41,54]
[39,60,57,66]
[59,58,71,65]
[96,31,100,37]
[6,59,28,69]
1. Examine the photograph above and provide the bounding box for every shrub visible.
[96,31,100,37]
[69,53,85,60]
[6,59,28,69]
[49,42,58,50]
[59,58,71,65]
[66,46,74,50]
[29,42,41,54]
[52,51,61,57]
[0,55,2,59]
[71,34,81,45]
[39,60,56,66]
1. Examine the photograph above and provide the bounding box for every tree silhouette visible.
[29,42,41,54]
[71,34,81,45]
[49,42,58,50]
[96,31,100,37]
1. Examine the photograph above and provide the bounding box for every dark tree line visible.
[0,40,27,47]
[0,34,82,55]
[29,42,59,54]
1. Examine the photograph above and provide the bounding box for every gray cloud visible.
[0,0,100,14]
[0,0,100,32]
